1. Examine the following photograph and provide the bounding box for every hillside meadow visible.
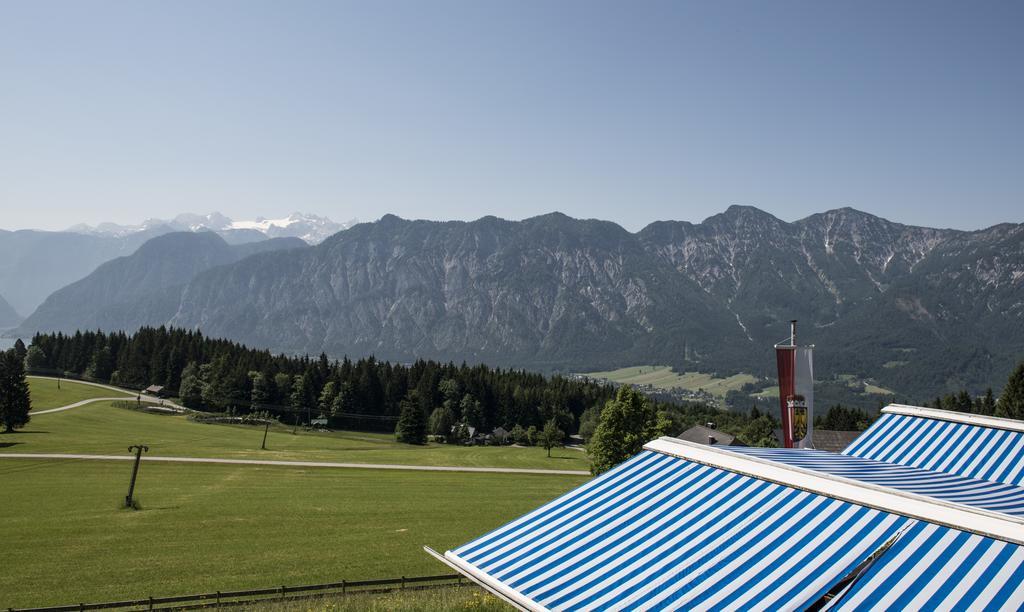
[0,379,587,607]
[3,399,589,471]
[0,458,581,607]
[27,375,133,410]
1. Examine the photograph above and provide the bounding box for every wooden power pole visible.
[125,444,149,508]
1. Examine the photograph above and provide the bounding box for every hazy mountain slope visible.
[0,293,22,328]
[19,232,306,334]
[0,227,177,315]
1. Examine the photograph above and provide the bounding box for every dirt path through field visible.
[0,453,591,476]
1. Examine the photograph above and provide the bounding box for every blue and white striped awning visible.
[723,446,1024,518]
[428,436,1024,611]
[844,405,1024,486]
[827,521,1024,610]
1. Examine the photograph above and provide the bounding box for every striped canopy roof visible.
[843,405,1024,486]
[723,446,1024,518]
[430,434,1024,611]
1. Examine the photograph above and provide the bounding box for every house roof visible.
[770,428,862,452]
[430,415,1024,611]
[813,429,863,453]
[844,405,1024,485]
[675,425,739,446]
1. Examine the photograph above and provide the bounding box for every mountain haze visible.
[0,227,178,315]
[20,232,306,334]
[67,211,354,244]
[0,293,22,328]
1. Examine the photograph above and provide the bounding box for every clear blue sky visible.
[1,1,1021,231]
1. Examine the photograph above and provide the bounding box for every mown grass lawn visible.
[1,402,589,470]
[0,459,584,608]
[27,376,133,410]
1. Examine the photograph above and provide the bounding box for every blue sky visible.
[1,1,1021,231]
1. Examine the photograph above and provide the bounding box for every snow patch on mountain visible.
[66,212,355,244]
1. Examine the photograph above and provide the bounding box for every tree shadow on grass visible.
[0,441,22,448]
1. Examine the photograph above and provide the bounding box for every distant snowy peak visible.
[67,212,355,244]
[227,212,351,244]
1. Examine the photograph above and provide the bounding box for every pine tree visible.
[981,388,997,416]
[250,371,272,411]
[0,349,32,432]
[24,345,47,372]
[460,393,484,430]
[12,339,27,360]
[996,362,1024,420]
[395,390,427,444]
[330,382,354,416]
[84,344,114,381]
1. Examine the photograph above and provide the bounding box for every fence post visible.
[401,576,405,590]
[342,580,346,595]
[148,596,154,611]
[216,591,221,607]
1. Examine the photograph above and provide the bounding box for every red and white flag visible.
[776,340,814,449]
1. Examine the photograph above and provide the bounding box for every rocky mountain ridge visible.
[14,206,1024,399]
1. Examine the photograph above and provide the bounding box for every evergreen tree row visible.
[25,327,621,436]
[928,361,1024,420]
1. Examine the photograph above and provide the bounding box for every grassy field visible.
[1,376,588,608]
[27,376,133,410]
[1,402,589,470]
[581,365,757,400]
[0,458,582,607]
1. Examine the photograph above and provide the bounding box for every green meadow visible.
[0,458,582,607]
[0,378,588,608]
[27,376,133,410]
[3,400,588,471]
[581,365,757,401]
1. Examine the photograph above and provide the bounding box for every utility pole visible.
[261,420,270,450]
[125,445,149,508]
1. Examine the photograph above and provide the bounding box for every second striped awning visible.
[431,437,1024,611]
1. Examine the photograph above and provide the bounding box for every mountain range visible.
[9,206,1024,400]
[0,212,351,317]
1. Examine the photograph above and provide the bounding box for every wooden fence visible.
[7,574,466,612]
